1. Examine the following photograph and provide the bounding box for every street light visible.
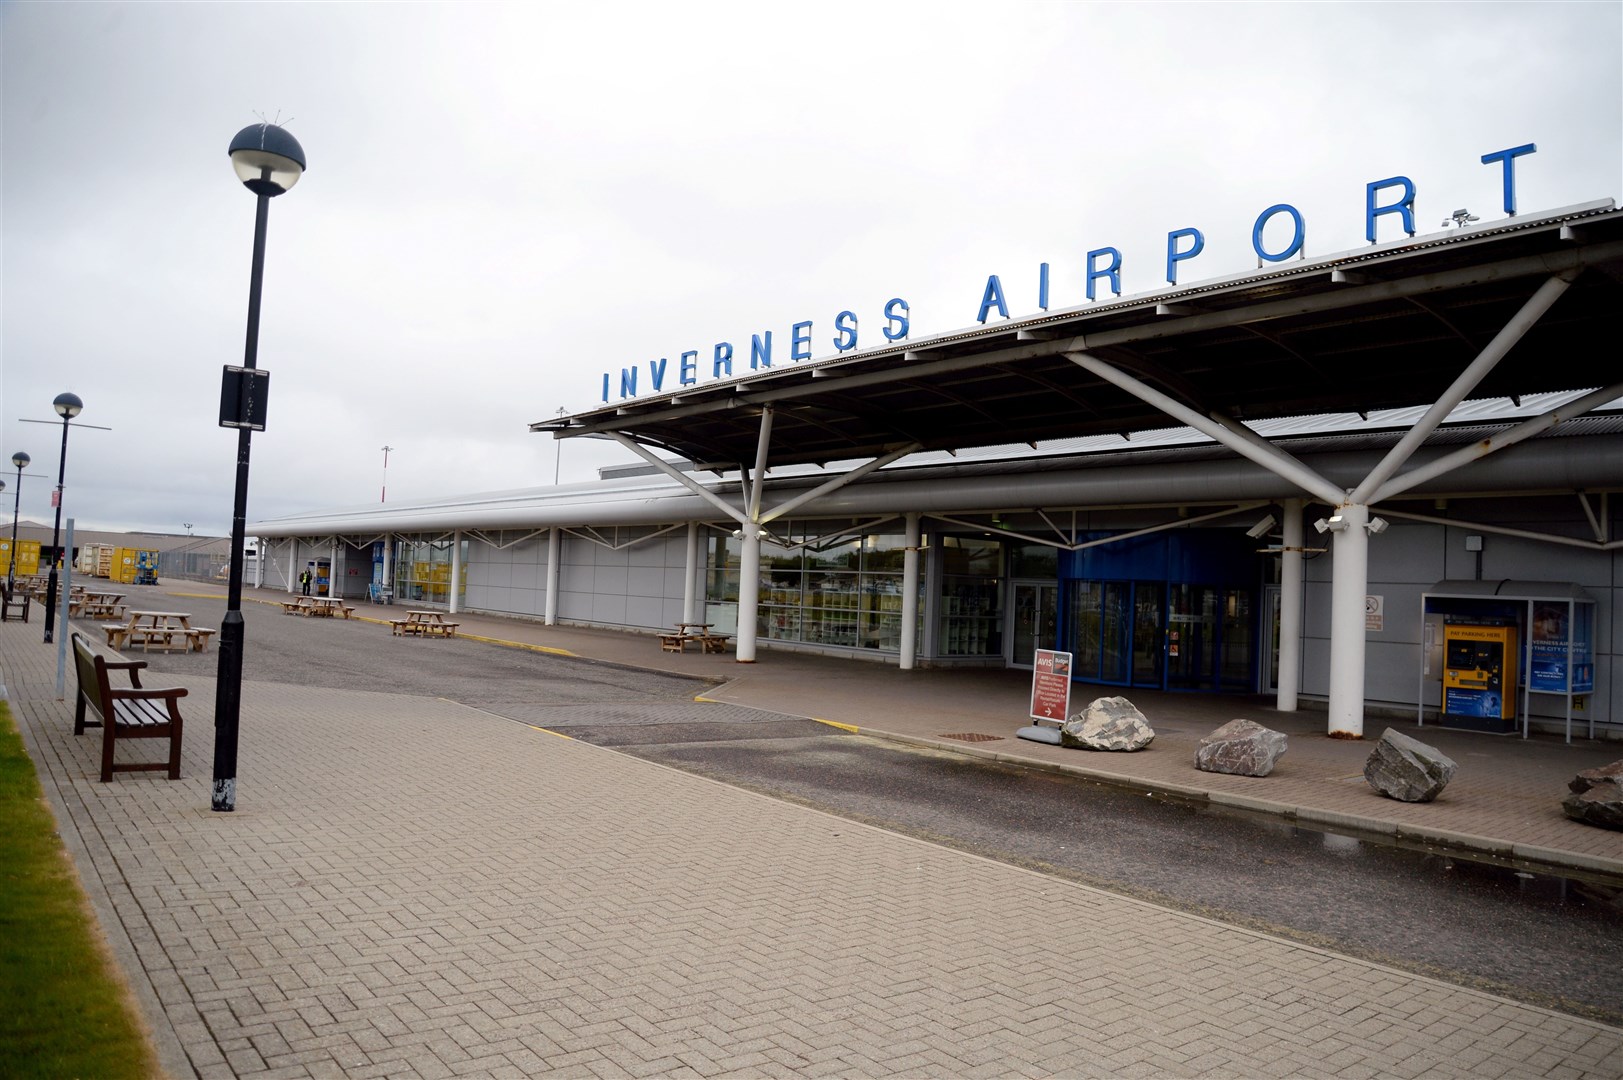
[380,445,393,503]
[213,121,306,813]
[41,393,83,644]
[6,451,28,593]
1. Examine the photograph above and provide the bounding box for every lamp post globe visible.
[41,394,83,644]
[228,123,306,197]
[7,451,28,593]
[213,121,306,813]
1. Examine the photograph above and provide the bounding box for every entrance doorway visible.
[1066,578,1255,692]
[1009,582,1058,669]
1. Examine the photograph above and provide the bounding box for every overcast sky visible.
[3,1,1619,536]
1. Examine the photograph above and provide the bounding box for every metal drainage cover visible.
[940,732,1005,742]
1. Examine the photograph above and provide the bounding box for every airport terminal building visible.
[253,198,1623,743]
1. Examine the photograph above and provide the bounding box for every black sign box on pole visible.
[219,366,270,431]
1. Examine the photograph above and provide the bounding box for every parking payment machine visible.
[1442,624,1518,731]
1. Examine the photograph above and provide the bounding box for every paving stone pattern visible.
[6,616,1623,1078]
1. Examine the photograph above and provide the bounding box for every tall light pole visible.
[380,445,393,503]
[553,406,567,485]
[5,451,23,593]
[40,394,83,644]
[214,121,306,813]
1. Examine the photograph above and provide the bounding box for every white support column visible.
[683,522,698,625]
[287,540,297,594]
[900,512,921,670]
[330,539,339,598]
[544,527,559,626]
[449,531,461,615]
[1276,498,1304,713]
[1327,502,1371,738]
[252,537,263,589]
[736,528,760,663]
[381,535,393,602]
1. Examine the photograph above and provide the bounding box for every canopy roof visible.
[537,202,1623,471]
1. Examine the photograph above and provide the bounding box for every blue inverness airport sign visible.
[600,143,1538,405]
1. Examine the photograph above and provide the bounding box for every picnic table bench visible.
[101,611,215,653]
[390,609,460,637]
[1,588,29,623]
[659,623,730,654]
[283,597,357,618]
[71,632,186,783]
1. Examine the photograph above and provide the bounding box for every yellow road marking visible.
[813,718,860,734]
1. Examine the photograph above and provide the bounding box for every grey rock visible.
[1060,696,1155,751]
[1194,718,1287,777]
[1562,760,1623,830]
[1363,728,1457,802]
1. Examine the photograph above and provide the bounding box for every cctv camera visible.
[1245,514,1277,540]
[1366,517,1389,535]
[1312,518,1330,535]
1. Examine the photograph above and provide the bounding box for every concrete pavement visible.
[4,588,1623,1078]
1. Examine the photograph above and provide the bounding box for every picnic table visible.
[77,590,127,620]
[390,609,460,637]
[659,622,730,654]
[101,611,216,653]
[282,596,355,618]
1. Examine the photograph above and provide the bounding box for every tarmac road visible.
[120,590,1623,1024]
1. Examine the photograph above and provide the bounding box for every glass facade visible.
[706,526,920,652]
[393,538,467,605]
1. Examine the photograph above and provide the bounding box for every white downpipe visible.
[900,512,921,670]
[1277,498,1303,713]
[1327,502,1371,738]
[449,531,461,615]
[736,528,760,663]
[544,527,559,626]
[1351,273,1575,505]
[683,522,698,625]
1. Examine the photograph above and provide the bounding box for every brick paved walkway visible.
[5,612,1623,1078]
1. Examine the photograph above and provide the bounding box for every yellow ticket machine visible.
[1442,624,1518,731]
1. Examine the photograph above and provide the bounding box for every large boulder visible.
[1060,696,1155,751]
[1363,728,1457,802]
[1194,719,1287,777]
[1562,760,1623,830]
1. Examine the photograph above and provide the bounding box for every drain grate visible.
[939,732,1005,742]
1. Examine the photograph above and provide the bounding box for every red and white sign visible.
[1029,648,1073,723]
[51,490,60,508]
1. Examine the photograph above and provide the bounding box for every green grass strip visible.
[0,701,157,1079]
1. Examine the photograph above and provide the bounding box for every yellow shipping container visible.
[0,539,41,577]
[112,548,139,584]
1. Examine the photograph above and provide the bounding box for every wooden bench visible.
[659,633,687,652]
[338,606,356,619]
[186,627,217,652]
[282,599,313,615]
[1,589,29,623]
[697,634,730,654]
[70,633,186,783]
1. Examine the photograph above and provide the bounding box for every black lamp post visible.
[5,452,24,593]
[41,394,83,645]
[213,121,306,813]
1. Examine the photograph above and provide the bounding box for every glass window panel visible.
[861,532,908,572]
[940,536,1003,576]
[805,536,861,570]
[1010,542,1059,579]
